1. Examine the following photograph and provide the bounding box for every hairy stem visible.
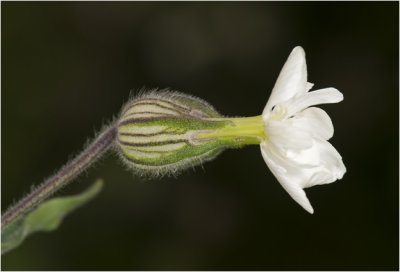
[1,124,117,229]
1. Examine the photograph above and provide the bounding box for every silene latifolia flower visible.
[116,46,346,213]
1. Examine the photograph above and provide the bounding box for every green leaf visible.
[1,180,103,255]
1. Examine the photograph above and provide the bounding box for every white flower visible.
[260,46,346,214]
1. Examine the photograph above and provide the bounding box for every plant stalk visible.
[197,115,265,145]
[1,124,117,229]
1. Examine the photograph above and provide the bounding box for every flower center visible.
[269,105,287,121]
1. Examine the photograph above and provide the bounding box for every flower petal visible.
[261,142,314,214]
[285,140,346,186]
[263,46,308,115]
[290,107,334,140]
[283,88,343,118]
[260,138,346,213]
[305,140,346,187]
[267,120,314,150]
[265,107,334,152]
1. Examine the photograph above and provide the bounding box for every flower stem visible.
[1,123,117,229]
[196,115,265,145]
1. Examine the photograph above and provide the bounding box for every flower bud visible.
[116,91,237,176]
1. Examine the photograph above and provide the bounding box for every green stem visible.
[1,124,117,229]
[196,115,265,145]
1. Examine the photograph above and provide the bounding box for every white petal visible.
[265,107,334,152]
[263,46,308,115]
[306,82,314,92]
[284,140,346,187]
[260,139,346,213]
[267,120,314,150]
[291,107,334,140]
[283,88,343,117]
[305,141,347,187]
[261,143,314,214]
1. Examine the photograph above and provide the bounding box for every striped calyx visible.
[116,91,265,176]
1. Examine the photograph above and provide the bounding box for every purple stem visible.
[1,124,117,228]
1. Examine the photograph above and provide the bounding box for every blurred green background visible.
[1,2,398,270]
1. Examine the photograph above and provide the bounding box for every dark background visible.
[1,2,398,270]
